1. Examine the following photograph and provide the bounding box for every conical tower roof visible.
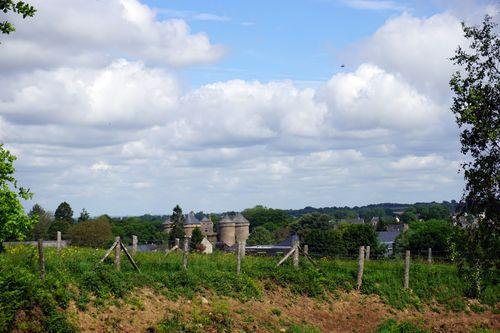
[201,215,211,222]
[219,214,234,224]
[233,212,249,224]
[185,211,201,225]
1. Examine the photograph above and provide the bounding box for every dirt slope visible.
[69,288,499,333]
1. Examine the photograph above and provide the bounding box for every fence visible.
[7,233,450,291]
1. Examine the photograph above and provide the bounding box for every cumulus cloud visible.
[354,12,466,100]
[1,1,484,213]
[342,0,406,11]
[0,0,225,70]
[0,60,179,130]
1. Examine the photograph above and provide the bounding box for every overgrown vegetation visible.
[0,245,498,332]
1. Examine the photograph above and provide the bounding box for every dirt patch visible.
[69,288,499,332]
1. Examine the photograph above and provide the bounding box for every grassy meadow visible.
[0,245,498,332]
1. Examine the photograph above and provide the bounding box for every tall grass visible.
[0,245,497,332]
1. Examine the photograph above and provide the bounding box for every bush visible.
[66,217,113,248]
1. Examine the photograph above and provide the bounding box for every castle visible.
[163,211,250,247]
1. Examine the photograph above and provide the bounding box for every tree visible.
[190,227,203,250]
[303,229,345,257]
[55,202,73,223]
[48,202,73,237]
[339,223,379,256]
[78,208,90,222]
[247,226,274,245]
[291,213,334,234]
[0,144,34,250]
[394,219,453,256]
[66,216,113,248]
[401,209,417,223]
[28,204,53,240]
[0,1,36,35]
[449,15,500,296]
[242,206,292,232]
[168,205,185,245]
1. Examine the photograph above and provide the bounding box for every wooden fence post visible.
[292,239,299,269]
[365,245,371,261]
[132,235,138,255]
[56,231,61,253]
[182,237,189,270]
[427,248,432,263]
[303,244,308,256]
[236,241,242,275]
[404,250,410,289]
[114,236,121,271]
[357,246,365,290]
[37,239,45,280]
[240,240,246,259]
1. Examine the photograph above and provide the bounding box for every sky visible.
[0,0,498,216]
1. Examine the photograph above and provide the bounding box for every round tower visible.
[184,211,201,237]
[234,212,250,242]
[218,214,236,246]
[162,217,173,233]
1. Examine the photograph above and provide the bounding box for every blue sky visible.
[0,0,498,215]
[150,0,444,87]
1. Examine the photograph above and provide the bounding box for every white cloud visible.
[343,0,406,11]
[0,60,179,129]
[1,2,481,213]
[389,154,457,171]
[91,162,112,171]
[355,12,466,100]
[0,0,225,69]
[319,63,446,133]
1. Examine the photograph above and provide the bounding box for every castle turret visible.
[234,212,250,242]
[218,214,236,246]
[200,215,214,235]
[184,211,201,237]
[162,217,173,233]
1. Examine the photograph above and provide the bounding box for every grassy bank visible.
[0,245,498,332]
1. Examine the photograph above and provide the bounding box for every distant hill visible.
[284,201,458,219]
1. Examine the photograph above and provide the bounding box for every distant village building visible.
[377,230,401,255]
[200,237,213,254]
[163,211,249,248]
[339,217,365,225]
[370,216,380,227]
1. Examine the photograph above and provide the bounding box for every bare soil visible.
[69,288,499,333]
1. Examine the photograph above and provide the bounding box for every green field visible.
[0,245,498,332]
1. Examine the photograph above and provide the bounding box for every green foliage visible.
[377,319,428,333]
[394,219,453,256]
[0,144,34,246]
[169,205,185,245]
[288,323,322,333]
[449,15,500,297]
[247,226,274,245]
[292,213,334,234]
[242,205,292,233]
[66,217,113,248]
[0,245,498,331]
[339,223,378,256]
[0,252,76,332]
[48,202,73,238]
[110,215,167,245]
[77,208,90,222]
[303,228,344,256]
[54,202,73,224]
[0,0,36,35]
[28,204,53,240]
[190,227,203,250]
[401,209,417,223]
